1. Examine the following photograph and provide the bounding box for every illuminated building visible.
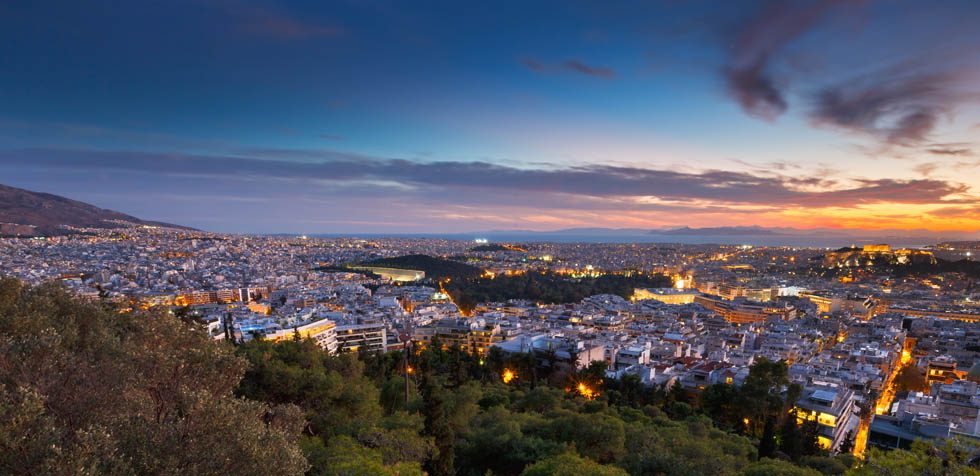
[493,333,605,369]
[335,323,387,353]
[888,307,980,324]
[265,318,338,353]
[694,295,796,324]
[863,244,891,253]
[633,287,700,304]
[927,356,963,385]
[793,385,859,452]
[350,266,425,282]
[799,292,841,314]
[716,284,777,302]
[411,317,502,354]
[869,381,980,450]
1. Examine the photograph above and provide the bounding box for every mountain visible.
[445,225,977,247]
[649,225,977,240]
[0,183,194,235]
[658,226,787,236]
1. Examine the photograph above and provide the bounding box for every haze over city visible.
[3,0,980,234]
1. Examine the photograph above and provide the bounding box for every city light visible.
[7,2,980,473]
[574,382,598,400]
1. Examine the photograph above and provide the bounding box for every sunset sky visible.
[2,0,979,234]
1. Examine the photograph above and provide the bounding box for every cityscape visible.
[3,1,980,476]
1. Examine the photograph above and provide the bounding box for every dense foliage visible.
[443,271,672,314]
[360,254,485,280]
[2,277,976,475]
[0,277,307,475]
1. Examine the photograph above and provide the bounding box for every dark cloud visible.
[561,60,615,79]
[928,206,980,219]
[926,143,973,156]
[519,58,548,73]
[520,58,615,79]
[724,0,840,119]
[723,56,787,119]
[2,148,970,209]
[809,65,975,147]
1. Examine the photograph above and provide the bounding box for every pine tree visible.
[759,416,778,459]
[423,377,455,476]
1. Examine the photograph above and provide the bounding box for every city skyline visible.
[3,0,980,234]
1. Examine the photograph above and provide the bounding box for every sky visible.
[2,0,980,234]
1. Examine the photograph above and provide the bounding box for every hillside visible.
[0,183,194,235]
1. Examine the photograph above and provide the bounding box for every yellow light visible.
[502,369,515,384]
[574,382,597,400]
[406,366,414,374]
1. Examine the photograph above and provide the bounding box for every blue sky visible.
[2,0,980,233]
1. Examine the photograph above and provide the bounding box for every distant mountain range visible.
[651,225,978,239]
[0,183,193,235]
[464,225,978,247]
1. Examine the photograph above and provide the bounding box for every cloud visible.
[2,147,971,210]
[723,0,841,119]
[928,206,980,219]
[561,60,615,79]
[925,143,973,156]
[913,162,940,176]
[520,58,615,79]
[809,64,977,147]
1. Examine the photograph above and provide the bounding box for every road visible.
[853,338,915,456]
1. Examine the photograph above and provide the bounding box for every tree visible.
[891,364,927,393]
[0,278,308,476]
[847,438,980,476]
[520,452,628,476]
[838,430,855,455]
[780,415,803,461]
[667,379,687,406]
[302,434,423,476]
[698,383,743,430]
[802,418,823,457]
[759,417,778,459]
[738,458,821,476]
[423,378,455,476]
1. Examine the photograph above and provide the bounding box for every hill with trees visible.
[359,254,485,281]
[443,271,673,314]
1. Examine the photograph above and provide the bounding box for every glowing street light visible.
[502,369,516,384]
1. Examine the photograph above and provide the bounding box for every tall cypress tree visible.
[422,377,455,476]
[759,416,777,459]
